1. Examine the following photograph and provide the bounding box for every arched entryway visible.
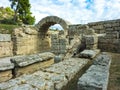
[35,16,71,53]
[36,16,71,38]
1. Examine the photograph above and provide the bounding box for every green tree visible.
[9,0,35,25]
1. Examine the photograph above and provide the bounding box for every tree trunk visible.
[13,10,17,22]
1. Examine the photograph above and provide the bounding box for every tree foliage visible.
[9,0,35,25]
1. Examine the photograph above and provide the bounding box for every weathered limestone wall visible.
[0,18,120,57]
[88,19,120,34]
[51,33,68,55]
[69,19,120,53]
[0,58,14,82]
[98,20,120,53]
[12,27,51,55]
[0,34,13,57]
[68,25,86,39]
[69,19,120,35]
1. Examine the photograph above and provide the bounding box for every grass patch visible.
[108,53,120,90]
[0,24,20,34]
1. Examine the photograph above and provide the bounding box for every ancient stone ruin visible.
[0,16,120,90]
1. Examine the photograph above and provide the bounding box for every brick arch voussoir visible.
[36,16,71,32]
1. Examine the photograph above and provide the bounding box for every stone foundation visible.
[0,70,12,83]
[0,52,55,82]
[0,58,89,90]
[13,59,54,77]
[0,57,14,82]
[11,52,55,77]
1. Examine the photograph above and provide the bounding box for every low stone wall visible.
[0,34,13,57]
[69,19,120,35]
[88,19,120,34]
[0,52,55,82]
[0,58,14,83]
[11,52,55,77]
[98,32,120,53]
[68,19,120,53]
[77,52,111,90]
[0,58,89,90]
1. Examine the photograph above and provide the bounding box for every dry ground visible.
[108,53,120,90]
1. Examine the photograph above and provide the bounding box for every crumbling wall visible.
[0,34,13,57]
[68,19,120,53]
[12,27,51,55]
[12,27,39,55]
[69,19,120,35]
[98,20,120,53]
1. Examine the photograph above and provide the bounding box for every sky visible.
[0,0,120,25]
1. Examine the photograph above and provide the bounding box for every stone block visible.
[0,57,14,82]
[92,25,104,29]
[0,58,89,90]
[105,27,114,31]
[59,45,66,50]
[11,52,55,77]
[0,34,11,41]
[9,84,38,90]
[0,70,12,83]
[24,27,38,35]
[86,44,97,49]
[114,27,120,31]
[93,52,111,66]
[106,31,119,39]
[112,22,120,27]
[98,38,120,45]
[85,35,98,45]
[13,59,54,77]
[77,53,111,90]
[104,23,112,28]
[11,52,55,67]
[59,50,67,54]
[0,42,13,57]
[79,49,100,59]
[0,62,14,71]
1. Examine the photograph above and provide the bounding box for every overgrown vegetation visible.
[0,7,16,24]
[0,0,35,25]
[9,0,35,25]
[0,7,14,20]
[0,24,20,34]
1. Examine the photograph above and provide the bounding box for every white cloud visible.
[0,0,120,24]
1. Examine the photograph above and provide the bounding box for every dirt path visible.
[108,53,120,90]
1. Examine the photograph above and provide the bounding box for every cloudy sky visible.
[0,0,120,24]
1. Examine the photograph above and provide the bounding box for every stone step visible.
[0,58,89,90]
[0,52,55,82]
[78,49,100,59]
[77,52,111,90]
[0,57,14,83]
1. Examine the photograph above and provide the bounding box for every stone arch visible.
[35,16,71,36]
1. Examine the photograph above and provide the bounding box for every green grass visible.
[108,53,120,90]
[0,24,20,34]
